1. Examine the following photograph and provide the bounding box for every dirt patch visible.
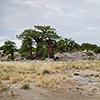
[0,81,100,100]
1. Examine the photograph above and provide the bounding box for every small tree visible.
[1,40,16,59]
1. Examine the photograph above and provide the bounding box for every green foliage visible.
[0,40,16,59]
[17,25,60,59]
[39,57,46,60]
[21,52,33,60]
[21,83,30,89]
[1,54,5,57]
[86,52,94,56]
[7,56,11,60]
[94,46,100,53]
[57,39,66,52]
[54,56,60,61]
[55,38,81,53]
[81,43,97,51]
[88,56,94,60]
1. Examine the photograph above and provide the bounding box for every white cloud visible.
[87,27,94,30]
[0,42,4,47]
[86,0,100,3]
[45,4,64,15]
[0,36,8,40]
[11,0,41,8]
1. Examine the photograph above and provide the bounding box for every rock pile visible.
[1,51,100,62]
[54,51,100,61]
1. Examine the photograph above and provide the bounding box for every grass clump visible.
[21,83,30,89]
[42,69,50,75]
[11,90,15,96]
[94,73,100,77]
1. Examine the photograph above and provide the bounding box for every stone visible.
[45,58,54,62]
[74,73,80,76]
[54,51,100,61]
[76,87,83,90]
[69,77,96,83]
[89,94,94,96]
[92,88,98,92]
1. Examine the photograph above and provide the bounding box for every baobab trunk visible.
[29,47,33,59]
[47,39,54,58]
[10,51,14,59]
[34,45,43,59]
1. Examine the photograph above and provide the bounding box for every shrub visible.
[11,90,15,96]
[43,69,50,74]
[21,83,30,89]
[94,47,100,54]
[86,52,93,56]
[54,56,59,61]
[39,57,46,60]
[88,56,94,60]
[94,74,99,77]
[1,54,5,57]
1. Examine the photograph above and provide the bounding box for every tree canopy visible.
[17,25,60,59]
[0,40,16,59]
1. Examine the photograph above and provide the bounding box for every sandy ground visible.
[0,69,100,100]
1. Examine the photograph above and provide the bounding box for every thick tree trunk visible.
[49,46,54,58]
[10,51,14,59]
[34,44,43,59]
[47,39,54,58]
[30,47,33,59]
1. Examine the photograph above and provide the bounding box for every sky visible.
[0,0,100,48]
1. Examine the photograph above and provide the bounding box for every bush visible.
[54,56,59,61]
[21,83,30,89]
[88,56,94,60]
[94,47,100,54]
[39,57,46,60]
[21,52,31,60]
[94,74,99,77]
[86,52,93,56]
[7,56,11,60]
[43,69,50,74]
[1,54,5,57]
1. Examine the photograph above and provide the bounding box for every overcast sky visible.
[0,0,100,48]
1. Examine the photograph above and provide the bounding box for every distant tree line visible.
[0,25,100,60]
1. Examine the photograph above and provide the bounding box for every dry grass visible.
[0,60,100,92]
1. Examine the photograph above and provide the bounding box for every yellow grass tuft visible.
[11,90,15,96]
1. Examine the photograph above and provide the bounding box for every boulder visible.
[45,58,54,62]
[69,76,96,83]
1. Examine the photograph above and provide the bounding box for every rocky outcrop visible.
[1,51,100,62]
[54,51,100,61]
[0,52,23,61]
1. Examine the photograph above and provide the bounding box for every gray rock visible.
[54,51,100,61]
[76,87,83,90]
[92,88,98,91]
[69,77,96,83]
[45,58,54,62]
[89,94,94,96]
